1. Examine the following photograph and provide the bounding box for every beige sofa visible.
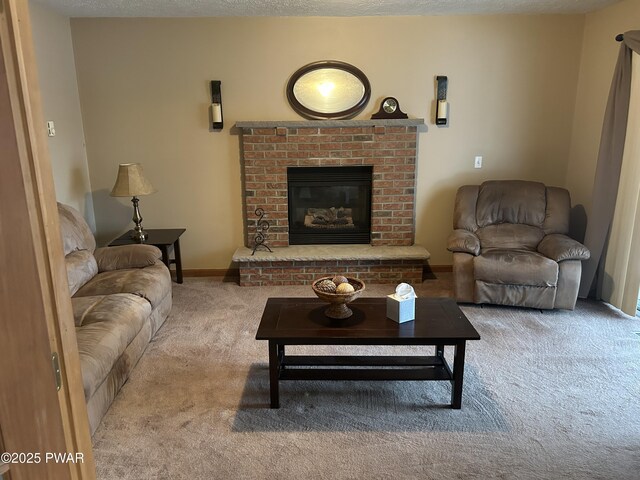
[58,203,172,434]
[447,180,590,310]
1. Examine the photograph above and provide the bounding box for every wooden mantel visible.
[235,118,426,129]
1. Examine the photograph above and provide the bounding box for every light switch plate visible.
[46,121,56,137]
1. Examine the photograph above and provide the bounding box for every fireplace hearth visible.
[288,166,372,244]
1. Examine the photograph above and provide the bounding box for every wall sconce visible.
[210,80,223,130]
[435,75,449,126]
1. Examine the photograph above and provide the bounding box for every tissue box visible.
[386,294,415,323]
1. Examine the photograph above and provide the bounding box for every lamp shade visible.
[110,163,156,197]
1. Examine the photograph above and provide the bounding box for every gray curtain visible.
[579,31,640,298]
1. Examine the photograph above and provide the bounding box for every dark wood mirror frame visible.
[286,60,371,120]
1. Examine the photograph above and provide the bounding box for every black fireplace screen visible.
[287,166,372,244]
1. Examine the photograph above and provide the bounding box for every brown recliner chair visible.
[447,180,590,310]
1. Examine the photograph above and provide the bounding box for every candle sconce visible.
[435,75,449,126]
[210,80,223,130]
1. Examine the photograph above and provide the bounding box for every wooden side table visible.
[108,228,186,283]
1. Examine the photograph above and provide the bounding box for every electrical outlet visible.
[474,156,482,169]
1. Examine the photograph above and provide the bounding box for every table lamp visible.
[110,163,156,242]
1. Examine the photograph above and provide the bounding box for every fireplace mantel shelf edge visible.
[232,244,430,263]
[236,118,425,129]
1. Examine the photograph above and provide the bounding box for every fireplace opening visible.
[287,166,372,244]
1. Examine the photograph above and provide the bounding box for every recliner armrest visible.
[537,234,590,262]
[94,245,162,272]
[447,229,480,256]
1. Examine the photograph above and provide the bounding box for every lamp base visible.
[130,196,147,243]
[130,229,148,242]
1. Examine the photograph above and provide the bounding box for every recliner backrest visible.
[453,180,571,244]
[476,180,546,228]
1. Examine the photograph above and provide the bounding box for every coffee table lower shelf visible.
[269,343,465,409]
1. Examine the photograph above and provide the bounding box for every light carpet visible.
[92,277,640,479]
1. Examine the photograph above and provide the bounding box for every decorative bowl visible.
[311,276,366,319]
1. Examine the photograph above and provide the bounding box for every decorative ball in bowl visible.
[311,276,366,319]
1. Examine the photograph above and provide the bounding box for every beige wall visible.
[29,1,95,230]
[71,15,585,268]
[566,0,640,224]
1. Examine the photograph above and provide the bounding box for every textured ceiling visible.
[34,0,621,17]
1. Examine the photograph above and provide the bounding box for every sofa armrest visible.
[447,229,481,256]
[94,245,162,272]
[537,234,590,262]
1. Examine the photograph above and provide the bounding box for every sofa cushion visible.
[94,245,161,272]
[57,203,96,255]
[474,249,558,287]
[476,180,546,228]
[477,224,545,251]
[65,250,98,296]
[73,263,171,309]
[73,294,151,399]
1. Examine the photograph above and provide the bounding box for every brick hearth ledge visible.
[232,245,430,287]
[233,244,430,262]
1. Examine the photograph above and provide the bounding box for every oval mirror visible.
[286,61,371,120]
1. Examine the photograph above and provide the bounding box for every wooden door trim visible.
[1,1,95,477]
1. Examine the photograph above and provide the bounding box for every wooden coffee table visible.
[256,297,480,409]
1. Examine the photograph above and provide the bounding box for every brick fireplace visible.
[233,119,428,286]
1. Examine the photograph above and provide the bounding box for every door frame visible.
[0,0,95,478]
